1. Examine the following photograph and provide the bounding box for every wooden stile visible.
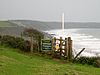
[52,36,73,61]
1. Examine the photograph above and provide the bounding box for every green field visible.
[0,21,16,27]
[0,46,100,75]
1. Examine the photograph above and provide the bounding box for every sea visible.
[45,28,100,57]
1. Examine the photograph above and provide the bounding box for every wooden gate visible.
[52,37,73,60]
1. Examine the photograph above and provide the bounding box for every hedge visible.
[0,35,38,52]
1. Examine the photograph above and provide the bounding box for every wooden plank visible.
[73,48,85,60]
[55,38,65,41]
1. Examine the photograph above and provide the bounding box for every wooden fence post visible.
[52,37,56,51]
[30,36,33,53]
[60,37,62,56]
[52,38,54,51]
[38,36,41,52]
[68,37,72,60]
[65,38,68,57]
[70,40,73,59]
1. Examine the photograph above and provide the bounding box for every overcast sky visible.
[0,0,100,22]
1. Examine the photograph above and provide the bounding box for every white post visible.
[62,13,64,33]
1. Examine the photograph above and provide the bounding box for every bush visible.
[74,57,100,67]
[1,35,16,47]
[0,35,38,52]
[15,37,24,49]
[93,58,100,68]
[22,40,31,52]
[75,57,95,65]
[0,35,1,40]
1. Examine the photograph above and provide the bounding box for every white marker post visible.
[62,13,64,33]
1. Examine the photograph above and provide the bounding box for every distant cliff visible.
[10,20,100,31]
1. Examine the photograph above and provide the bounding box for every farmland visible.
[0,21,17,27]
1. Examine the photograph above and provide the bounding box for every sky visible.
[0,0,100,22]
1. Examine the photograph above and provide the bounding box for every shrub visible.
[0,35,1,40]
[15,37,24,49]
[0,35,38,52]
[22,40,31,52]
[1,35,16,47]
[93,58,100,68]
[0,35,2,43]
[74,57,100,67]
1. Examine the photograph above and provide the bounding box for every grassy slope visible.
[0,21,24,36]
[0,46,100,75]
[0,21,16,27]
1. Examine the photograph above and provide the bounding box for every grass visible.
[0,21,16,27]
[0,46,100,75]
